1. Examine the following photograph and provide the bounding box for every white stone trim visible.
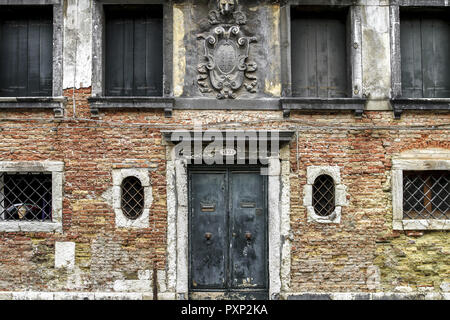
[0,291,176,300]
[165,144,291,300]
[0,290,447,300]
[304,166,348,224]
[112,168,152,229]
[392,149,450,231]
[282,291,449,301]
[0,161,64,233]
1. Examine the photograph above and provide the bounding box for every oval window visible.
[312,175,335,217]
[121,176,144,220]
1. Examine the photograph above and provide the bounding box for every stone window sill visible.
[0,97,66,117]
[172,98,281,111]
[0,222,62,233]
[393,219,450,231]
[281,97,366,118]
[88,96,174,117]
[391,98,450,119]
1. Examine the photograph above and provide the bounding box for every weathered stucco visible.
[173,4,186,97]
[361,4,391,110]
[63,0,92,90]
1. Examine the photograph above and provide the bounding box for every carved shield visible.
[198,26,257,99]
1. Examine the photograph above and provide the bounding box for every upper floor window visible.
[290,6,349,98]
[104,5,163,97]
[400,9,450,98]
[281,3,364,117]
[0,6,53,97]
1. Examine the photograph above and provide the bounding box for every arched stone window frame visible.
[303,166,348,224]
[112,168,152,229]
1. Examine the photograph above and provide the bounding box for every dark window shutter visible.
[105,5,163,97]
[0,6,53,97]
[291,8,348,98]
[400,11,450,98]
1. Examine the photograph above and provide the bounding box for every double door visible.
[189,167,268,298]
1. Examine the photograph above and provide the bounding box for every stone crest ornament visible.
[198,0,257,99]
[208,0,247,25]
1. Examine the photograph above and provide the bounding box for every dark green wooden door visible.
[189,167,268,298]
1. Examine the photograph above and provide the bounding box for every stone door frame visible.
[163,131,293,300]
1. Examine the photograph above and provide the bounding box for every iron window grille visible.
[403,171,450,220]
[121,176,144,220]
[0,172,52,221]
[312,174,335,217]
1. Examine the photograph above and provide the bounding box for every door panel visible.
[230,172,266,289]
[190,172,227,289]
[189,167,268,295]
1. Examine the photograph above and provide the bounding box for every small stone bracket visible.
[53,106,64,118]
[303,166,348,224]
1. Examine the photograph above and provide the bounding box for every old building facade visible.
[0,0,448,300]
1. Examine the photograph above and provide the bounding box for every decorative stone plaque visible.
[197,0,258,99]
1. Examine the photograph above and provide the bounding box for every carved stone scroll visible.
[198,0,257,99]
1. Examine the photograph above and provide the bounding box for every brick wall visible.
[0,88,448,296]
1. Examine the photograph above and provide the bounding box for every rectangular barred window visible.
[403,171,450,220]
[0,173,52,221]
[400,9,450,98]
[0,6,53,97]
[290,6,349,98]
[104,5,163,97]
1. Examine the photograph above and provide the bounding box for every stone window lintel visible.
[0,1,64,117]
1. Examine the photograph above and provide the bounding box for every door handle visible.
[205,232,212,240]
[245,232,252,241]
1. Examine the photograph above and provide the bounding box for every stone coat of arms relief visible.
[197,0,258,99]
